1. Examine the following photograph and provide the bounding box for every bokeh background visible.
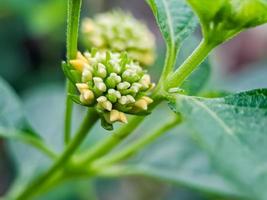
[1,0,267,199]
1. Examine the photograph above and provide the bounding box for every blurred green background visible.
[1,0,267,199]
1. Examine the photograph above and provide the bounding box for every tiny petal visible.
[102,100,112,111]
[119,112,128,123]
[76,83,89,93]
[96,63,107,78]
[135,99,148,110]
[97,96,107,102]
[117,82,131,90]
[82,69,93,82]
[142,96,153,104]
[77,51,88,63]
[80,89,94,105]
[70,60,86,72]
[110,109,120,122]
[126,95,136,103]
[119,96,128,105]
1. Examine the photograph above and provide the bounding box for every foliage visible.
[1,0,267,199]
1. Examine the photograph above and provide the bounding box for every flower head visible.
[81,10,156,66]
[64,49,155,130]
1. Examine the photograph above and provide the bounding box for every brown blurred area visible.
[216,25,267,73]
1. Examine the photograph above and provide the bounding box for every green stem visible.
[64,0,82,145]
[158,46,177,87]
[75,91,164,166]
[91,115,181,169]
[64,81,75,145]
[166,39,214,89]
[66,0,82,60]
[77,116,145,165]
[15,109,98,200]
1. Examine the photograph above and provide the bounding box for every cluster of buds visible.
[81,10,156,66]
[64,49,154,130]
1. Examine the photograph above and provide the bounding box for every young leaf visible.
[99,107,243,197]
[187,0,267,45]
[169,89,267,199]
[147,0,197,54]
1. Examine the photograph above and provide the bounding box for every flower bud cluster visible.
[68,50,154,129]
[81,10,156,66]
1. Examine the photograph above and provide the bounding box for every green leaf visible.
[5,84,97,199]
[147,0,197,52]
[187,0,267,45]
[103,106,242,197]
[0,76,39,138]
[0,77,25,129]
[169,89,267,199]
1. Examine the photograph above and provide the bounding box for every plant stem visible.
[64,81,75,145]
[158,46,177,87]
[66,0,82,60]
[77,115,145,165]
[91,115,181,169]
[166,39,214,89]
[64,0,82,145]
[15,109,98,200]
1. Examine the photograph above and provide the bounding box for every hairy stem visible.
[64,81,75,145]
[91,115,182,169]
[157,45,177,88]
[15,109,98,200]
[66,0,82,60]
[166,40,214,89]
[64,0,82,145]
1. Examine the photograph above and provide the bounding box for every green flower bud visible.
[105,73,122,88]
[81,10,156,66]
[67,50,155,130]
[188,0,267,45]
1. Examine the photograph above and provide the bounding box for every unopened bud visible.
[109,109,120,122]
[117,82,131,91]
[141,96,153,104]
[126,95,135,103]
[77,51,88,63]
[119,96,128,105]
[97,96,112,111]
[134,99,148,110]
[109,60,121,74]
[95,63,107,78]
[122,69,140,83]
[130,83,142,94]
[106,89,121,103]
[93,77,107,92]
[119,112,128,123]
[82,69,93,82]
[139,74,151,89]
[105,73,121,88]
[70,60,86,72]
[80,89,94,105]
[76,83,89,93]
